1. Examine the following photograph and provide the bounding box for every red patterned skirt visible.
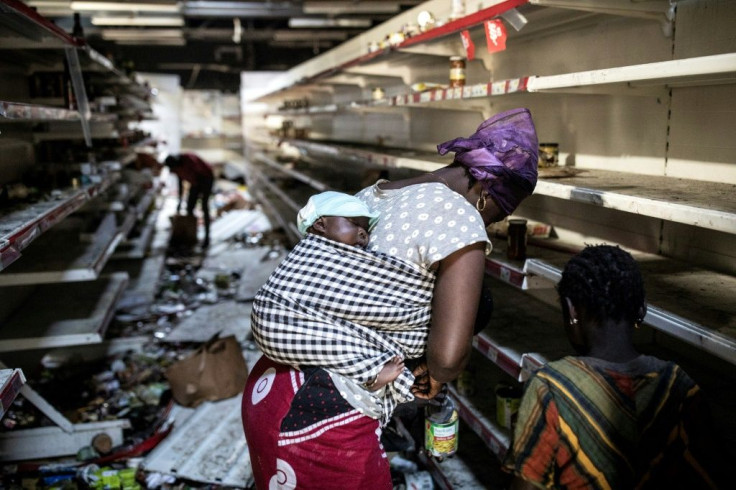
[241,355,392,489]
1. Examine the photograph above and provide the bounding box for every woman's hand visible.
[411,362,444,399]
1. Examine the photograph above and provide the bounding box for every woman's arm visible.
[425,242,486,383]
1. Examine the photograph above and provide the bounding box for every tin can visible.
[538,142,559,167]
[425,396,459,458]
[449,56,466,88]
[496,383,522,429]
[507,218,528,261]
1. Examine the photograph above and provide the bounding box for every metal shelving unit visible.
[241,1,736,484]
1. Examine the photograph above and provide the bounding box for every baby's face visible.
[321,216,371,248]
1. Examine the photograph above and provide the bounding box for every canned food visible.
[425,408,459,458]
[496,383,522,429]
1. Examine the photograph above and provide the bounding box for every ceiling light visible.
[71,2,181,13]
[91,16,184,26]
[303,2,399,15]
[273,30,349,42]
[232,18,242,43]
[183,1,301,18]
[288,18,372,28]
[101,28,184,40]
[115,38,187,46]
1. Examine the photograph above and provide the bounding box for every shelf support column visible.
[64,46,92,147]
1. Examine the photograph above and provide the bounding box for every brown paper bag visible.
[165,334,248,407]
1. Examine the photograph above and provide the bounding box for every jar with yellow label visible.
[449,56,466,87]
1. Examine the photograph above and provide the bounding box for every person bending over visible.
[505,244,726,489]
[165,152,214,248]
[243,108,540,489]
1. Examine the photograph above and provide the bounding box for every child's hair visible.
[557,244,646,325]
[297,191,380,235]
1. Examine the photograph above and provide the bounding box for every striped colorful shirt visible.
[504,355,721,489]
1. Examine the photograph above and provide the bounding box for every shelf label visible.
[420,91,432,103]
[491,81,508,95]
[500,267,511,282]
[470,84,489,98]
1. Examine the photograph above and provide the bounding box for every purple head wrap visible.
[437,108,538,215]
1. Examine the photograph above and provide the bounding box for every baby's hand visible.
[368,356,404,391]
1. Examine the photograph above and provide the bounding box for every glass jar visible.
[449,56,466,88]
[507,218,528,260]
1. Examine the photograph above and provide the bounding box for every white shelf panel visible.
[447,384,511,461]
[0,211,123,286]
[533,169,736,234]
[251,188,301,245]
[289,140,736,234]
[0,272,129,351]
[528,53,736,93]
[289,140,445,172]
[0,368,26,420]
[252,169,302,213]
[249,0,527,101]
[0,176,116,272]
[0,100,79,122]
[0,419,129,461]
[253,152,330,192]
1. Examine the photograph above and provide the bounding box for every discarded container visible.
[403,470,434,489]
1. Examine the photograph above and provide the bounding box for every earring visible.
[476,190,487,212]
[570,318,578,326]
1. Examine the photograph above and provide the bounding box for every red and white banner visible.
[484,19,507,54]
[460,29,475,60]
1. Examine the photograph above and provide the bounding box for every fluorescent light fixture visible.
[101,28,184,41]
[92,16,184,26]
[303,2,399,15]
[115,38,187,46]
[273,30,348,42]
[288,18,372,28]
[184,1,301,18]
[71,2,181,13]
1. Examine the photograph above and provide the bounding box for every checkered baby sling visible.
[251,233,435,423]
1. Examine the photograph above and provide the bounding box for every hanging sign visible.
[460,30,475,60]
[484,19,507,54]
